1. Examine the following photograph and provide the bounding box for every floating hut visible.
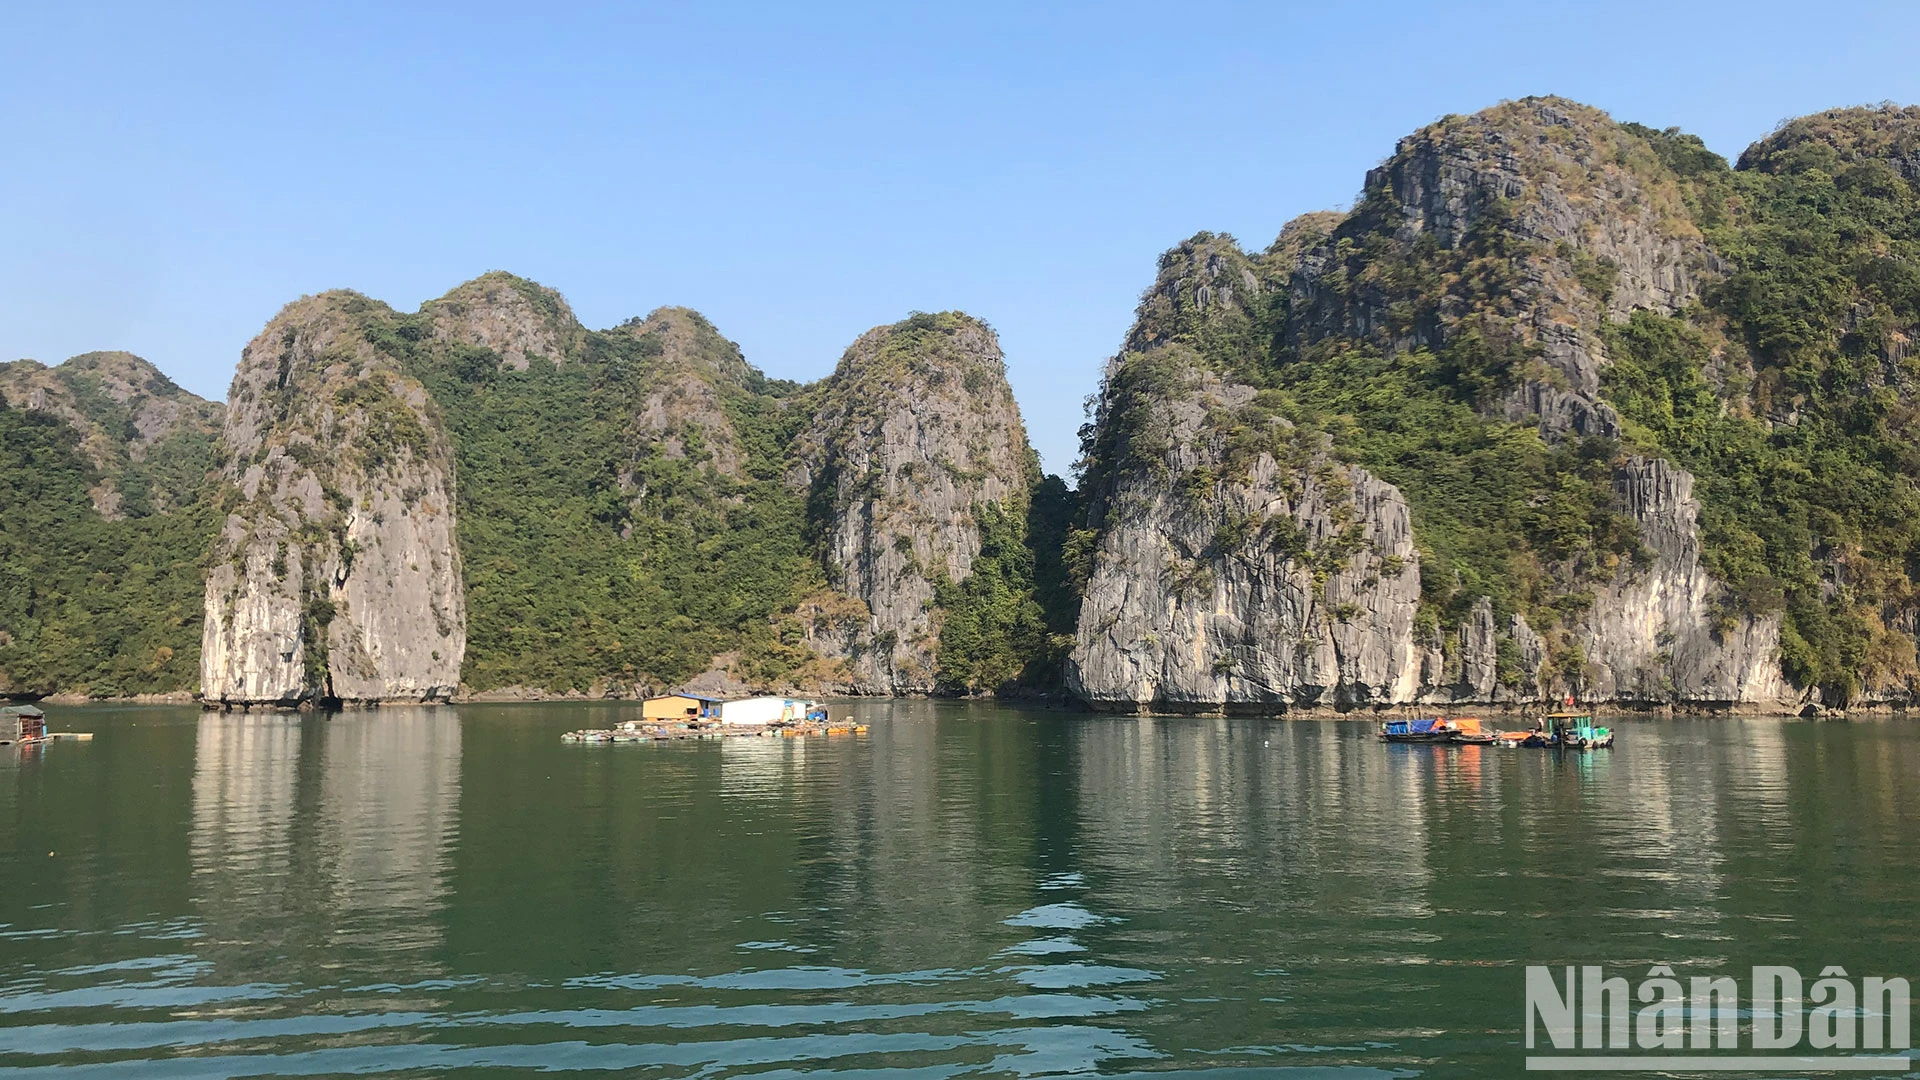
[563,695,850,744]
[641,693,723,722]
[1,706,47,745]
[718,696,828,726]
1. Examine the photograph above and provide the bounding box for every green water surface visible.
[1,703,1916,1078]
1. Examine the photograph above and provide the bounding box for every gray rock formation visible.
[1448,599,1503,702]
[1290,97,1712,440]
[1295,100,1789,706]
[422,272,584,370]
[798,312,1035,693]
[201,293,464,707]
[611,307,753,482]
[1070,98,1797,711]
[1578,457,1790,705]
[1067,355,1423,711]
[1416,598,1550,704]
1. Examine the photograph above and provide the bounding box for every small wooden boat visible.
[1501,729,1563,747]
[1381,717,1496,744]
[1495,713,1612,749]
[1553,713,1614,750]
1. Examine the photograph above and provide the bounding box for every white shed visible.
[718,696,825,726]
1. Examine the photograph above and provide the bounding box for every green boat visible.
[1549,712,1613,750]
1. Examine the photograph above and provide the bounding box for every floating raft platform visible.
[562,721,867,744]
[0,706,91,746]
[1,732,93,746]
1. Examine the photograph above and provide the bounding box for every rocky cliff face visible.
[797,313,1036,693]
[1284,98,1787,707]
[1579,458,1787,703]
[1068,353,1422,711]
[1069,98,1804,711]
[610,307,753,483]
[0,351,224,518]
[421,271,585,371]
[1291,97,1711,440]
[201,293,464,707]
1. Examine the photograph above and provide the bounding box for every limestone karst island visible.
[11,37,1920,1072]
[7,100,1920,715]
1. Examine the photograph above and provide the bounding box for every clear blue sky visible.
[6,2,1919,475]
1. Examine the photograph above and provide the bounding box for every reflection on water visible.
[2,706,1919,1078]
[315,711,460,965]
[185,711,460,986]
[190,715,299,932]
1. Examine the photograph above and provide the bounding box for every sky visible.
[6,2,1920,475]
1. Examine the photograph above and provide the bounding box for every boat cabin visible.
[1544,711,1612,748]
[641,693,723,722]
[1,705,46,744]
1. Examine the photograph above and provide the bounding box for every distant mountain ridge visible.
[10,97,1920,712]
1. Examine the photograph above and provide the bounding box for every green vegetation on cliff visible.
[1263,184,1650,635]
[1604,112,1920,699]
[27,100,1920,705]
[932,501,1067,694]
[0,396,216,696]
[1274,345,1647,632]
[1080,224,1648,655]
[360,295,826,694]
[801,310,1066,696]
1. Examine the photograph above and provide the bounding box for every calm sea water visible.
[1,702,1917,1078]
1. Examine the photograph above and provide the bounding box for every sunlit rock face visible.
[1067,355,1422,713]
[201,293,464,706]
[797,313,1036,694]
[1067,99,1798,710]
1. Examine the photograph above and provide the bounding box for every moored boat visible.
[1446,717,1495,745]
[1552,713,1614,750]
[1494,729,1553,747]
[1495,712,1612,749]
[1380,718,1454,743]
[1380,717,1498,745]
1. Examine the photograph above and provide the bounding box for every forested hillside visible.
[0,355,222,696]
[366,282,832,695]
[188,274,1061,704]
[1610,109,1920,701]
